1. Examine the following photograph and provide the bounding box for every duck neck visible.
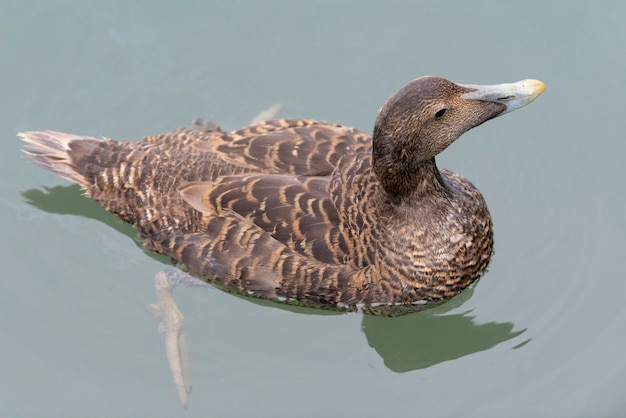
[378,157,449,205]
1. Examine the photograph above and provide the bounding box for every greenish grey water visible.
[2,1,625,417]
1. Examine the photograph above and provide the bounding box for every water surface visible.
[2,2,625,417]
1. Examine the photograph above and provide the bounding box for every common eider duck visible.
[21,76,544,316]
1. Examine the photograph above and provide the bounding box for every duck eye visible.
[435,108,447,119]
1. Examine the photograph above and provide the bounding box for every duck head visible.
[372,76,545,199]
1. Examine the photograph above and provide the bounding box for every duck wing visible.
[176,173,350,266]
[148,168,381,307]
[187,119,371,176]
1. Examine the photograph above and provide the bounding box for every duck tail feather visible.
[19,130,96,190]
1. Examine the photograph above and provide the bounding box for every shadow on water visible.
[22,184,528,372]
[246,287,527,372]
[361,296,527,372]
[22,185,169,264]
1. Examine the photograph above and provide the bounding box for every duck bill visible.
[459,79,545,116]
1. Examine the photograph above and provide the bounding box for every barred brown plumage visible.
[21,76,544,316]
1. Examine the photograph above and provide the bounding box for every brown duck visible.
[22,76,544,316]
